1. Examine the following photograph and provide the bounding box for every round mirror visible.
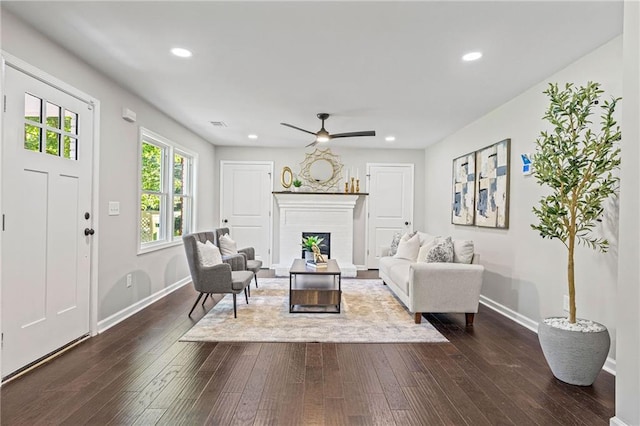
[299,148,343,192]
[309,159,334,182]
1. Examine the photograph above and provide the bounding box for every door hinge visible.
[2,214,4,231]
[3,95,6,113]
[1,333,3,349]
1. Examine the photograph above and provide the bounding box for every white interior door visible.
[220,161,273,267]
[1,65,94,377]
[366,163,414,269]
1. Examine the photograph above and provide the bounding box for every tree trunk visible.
[568,235,576,324]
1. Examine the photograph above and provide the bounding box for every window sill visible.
[138,239,183,255]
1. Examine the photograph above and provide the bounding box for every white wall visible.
[1,10,217,321]
[613,2,640,424]
[214,146,425,266]
[424,37,622,360]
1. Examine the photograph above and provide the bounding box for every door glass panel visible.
[24,93,42,123]
[140,194,162,243]
[141,142,162,191]
[46,102,61,129]
[64,109,78,134]
[46,131,60,156]
[174,154,186,194]
[24,124,41,152]
[63,136,77,160]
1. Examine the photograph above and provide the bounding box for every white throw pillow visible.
[218,233,238,256]
[394,233,420,261]
[453,239,474,264]
[197,240,222,267]
[417,244,431,263]
[425,236,454,263]
[416,231,435,247]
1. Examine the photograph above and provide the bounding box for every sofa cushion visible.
[380,256,411,295]
[394,233,420,261]
[425,236,454,263]
[453,239,474,264]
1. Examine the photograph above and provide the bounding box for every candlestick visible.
[350,177,355,193]
[356,179,360,193]
[344,181,350,193]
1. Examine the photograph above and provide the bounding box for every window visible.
[139,128,195,252]
[24,92,78,159]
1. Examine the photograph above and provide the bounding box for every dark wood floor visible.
[1,270,614,425]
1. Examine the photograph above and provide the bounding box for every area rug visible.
[180,278,447,343]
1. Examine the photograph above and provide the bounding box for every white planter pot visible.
[538,317,610,386]
[304,250,314,262]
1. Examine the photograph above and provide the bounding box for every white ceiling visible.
[2,1,623,149]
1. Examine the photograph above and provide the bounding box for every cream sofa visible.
[378,233,484,325]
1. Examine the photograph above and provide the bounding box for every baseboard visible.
[610,416,630,426]
[479,295,539,333]
[479,295,616,376]
[356,264,368,270]
[97,277,191,333]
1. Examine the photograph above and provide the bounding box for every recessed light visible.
[385,136,396,142]
[171,47,192,58]
[462,51,482,62]
[248,134,258,139]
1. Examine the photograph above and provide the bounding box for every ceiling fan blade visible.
[330,130,376,139]
[280,122,317,136]
[305,140,319,148]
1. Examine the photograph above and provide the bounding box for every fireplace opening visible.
[301,232,331,259]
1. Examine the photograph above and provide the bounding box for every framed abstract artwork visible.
[475,138,510,228]
[451,151,476,225]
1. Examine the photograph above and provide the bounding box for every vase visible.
[538,317,610,386]
[304,250,314,262]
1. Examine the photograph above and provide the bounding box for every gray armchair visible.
[183,232,254,318]
[214,227,263,288]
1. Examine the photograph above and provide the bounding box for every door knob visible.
[84,228,95,236]
[223,219,228,224]
[404,221,410,226]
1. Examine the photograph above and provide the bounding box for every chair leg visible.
[254,273,259,288]
[189,293,205,317]
[233,293,237,318]
[201,293,209,307]
[244,287,249,304]
[247,285,251,297]
[414,312,422,324]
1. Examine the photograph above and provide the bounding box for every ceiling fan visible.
[281,113,376,147]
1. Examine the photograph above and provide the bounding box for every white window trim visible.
[137,127,197,254]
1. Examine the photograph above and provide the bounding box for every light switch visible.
[108,201,120,216]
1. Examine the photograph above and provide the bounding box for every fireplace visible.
[273,192,359,277]
[301,232,331,259]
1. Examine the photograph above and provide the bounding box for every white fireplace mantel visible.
[273,192,360,277]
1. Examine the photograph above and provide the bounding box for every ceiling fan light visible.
[316,129,330,143]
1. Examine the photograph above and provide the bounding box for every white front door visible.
[220,161,273,267]
[366,163,414,269]
[1,65,94,377]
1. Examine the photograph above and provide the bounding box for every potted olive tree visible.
[532,81,621,386]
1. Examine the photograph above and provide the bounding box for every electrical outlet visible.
[563,295,570,312]
[126,273,132,288]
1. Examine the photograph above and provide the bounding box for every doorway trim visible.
[0,52,102,377]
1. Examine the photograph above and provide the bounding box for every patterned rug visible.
[180,278,447,343]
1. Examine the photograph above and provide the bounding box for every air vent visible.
[210,121,228,127]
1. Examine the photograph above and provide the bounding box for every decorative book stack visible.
[306,260,328,269]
